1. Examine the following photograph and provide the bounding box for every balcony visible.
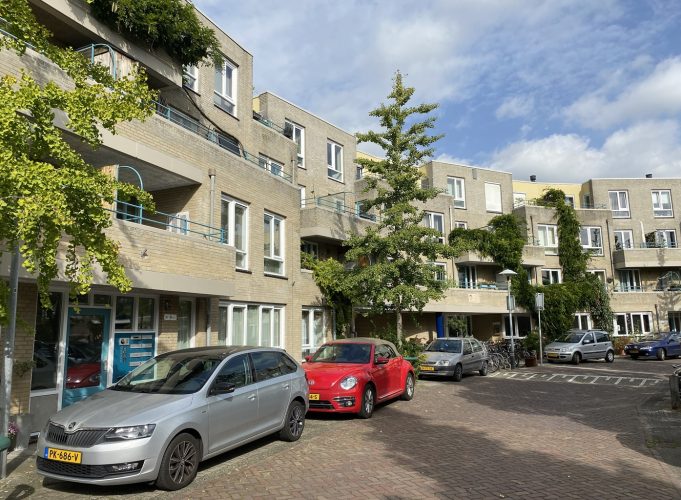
[613,244,681,269]
[454,245,545,267]
[423,287,511,314]
[300,196,378,242]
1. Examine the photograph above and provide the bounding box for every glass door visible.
[62,308,110,407]
[177,299,194,349]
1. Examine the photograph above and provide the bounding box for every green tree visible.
[344,71,449,345]
[0,0,157,314]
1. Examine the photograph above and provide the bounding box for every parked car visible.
[545,329,615,364]
[36,346,308,490]
[419,337,489,381]
[65,362,101,389]
[624,332,681,360]
[304,338,415,418]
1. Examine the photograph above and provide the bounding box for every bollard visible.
[670,373,681,410]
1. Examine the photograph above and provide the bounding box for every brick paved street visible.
[3,357,681,499]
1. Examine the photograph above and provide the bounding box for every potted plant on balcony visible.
[7,421,19,452]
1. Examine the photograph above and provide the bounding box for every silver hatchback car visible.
[36,346,308,490]
[544,329,615,364]
[419,337,489,381]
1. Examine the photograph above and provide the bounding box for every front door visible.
[62,308,110,407]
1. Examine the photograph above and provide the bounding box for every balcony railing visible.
[614,284,646,293]
[252,111,287,135]
[304,195,379,223]
[154,102,292,182]
[110,200,225,241]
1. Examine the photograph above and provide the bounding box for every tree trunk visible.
[350,307,356,337]
[395,310,403,348]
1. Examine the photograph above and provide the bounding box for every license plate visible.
[420,366,435,371]
[309,393,320,400]
[45,447,82,464]
[547,353,559,358]
[629,349,639,354]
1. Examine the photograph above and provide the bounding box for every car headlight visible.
[104,424,156,441]
[435,360,451,366]
[560,347,569,353]
[340,376,357,390]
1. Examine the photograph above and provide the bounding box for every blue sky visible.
[194,0,681,182]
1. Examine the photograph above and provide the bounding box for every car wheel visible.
[453,363,463,382]
[401,373,415,401]
[605,350,615,363]
[657,348,667,361]
[479,361,488,376]
[279,400,305,442]
[358,384,375,419]
[571,352,581,365]
[156,433,200,491]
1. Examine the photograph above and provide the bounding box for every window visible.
[32,292,62,391]
[299,186,306,208]
[583,193,592,208]
[564,195,575,208]
[484,182,502,213]
[356,164,364,179]
[251,351,297,382]
[608,190,630,218]
[220,303,285,348]
[614,230,633,250]
[302,308,325,357]
[214,354,253,390]
[214,59,237,116]
[433,262,447,281]
[167,212,189,235]
[138,297,155,330]
[286,120,305,168]
[115,296,134,330]
[422,211,445,243]
[618,269,641,292]
[587,270,607,284]
[454,221,468,229]
[541,269,562,285]
[221,196,249,269]
[355,201,375,221]
[655,229,677,248]
[537,224,558,254]
[513,192,526,208]
[458,265,477,289]
[447,177,465,208]
[652,189,673,217]
[259,154,283,177]
[579,226,603,255]
[301,241,318,269]
[327,141,343,181]
[264,212,285,275]
[630,313,652,335]
[573,313,591,330]
[183,65,199,93]
[670,312,681,332]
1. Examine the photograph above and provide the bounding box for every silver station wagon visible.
[36,346,308,490]
[544,329,615,364]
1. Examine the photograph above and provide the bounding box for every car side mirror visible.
[210,381,236,396]
[375,356,389,365]
[582,339,592,344]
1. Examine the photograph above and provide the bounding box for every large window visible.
[259,154,283,177]
[615,312,652,336]
[302,308,325,357]
[221,196,249,269]
[423,211,445,243]
[609,190,630,218]
[537,224,558,254]
[264,212,285,275]
[670,312,681,332]
[32,292,62,391]
[652,189,673,217]
[484,182,502,213]
[286,120,305,168]
[655,229,677,248]
[541,269,562,285]
[614,230,633,250]
[219,303,284,348]
[433,262,447,281]
[457,265,477,289]
[574,313,591,330]
[579,226,603,255]
[214,59,237,116]
[447,177,465,208]
[618,269,641,292]
[183,65,199,93]
[327,141,343,181]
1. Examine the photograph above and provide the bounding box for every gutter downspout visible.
[208,168,216,240]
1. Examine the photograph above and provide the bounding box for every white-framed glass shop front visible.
[218,302,285,348]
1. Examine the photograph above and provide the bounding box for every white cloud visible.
[490,120,681,182]
[496,96,535,120]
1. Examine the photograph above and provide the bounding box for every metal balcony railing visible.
[252,111,287,135]
[303,195,380,223]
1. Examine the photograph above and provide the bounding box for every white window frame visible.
[579,226,603,255]
[264,212,285,276]
[220,302,285,348]
[286,120,305,168]
[423,211,445,243]
[564,195,575,208]
[167,211,189,235]
[513,192,526,208]
[574,313,591,330]
[302,307,325,357]
[356,164,364,180]
[327,141,343,181]
[299,186,306,208]
[655,229,677,248]
[457,265,477,289]
[652,189,673,217]
[454,221,468,229]
[259,154,284,177]
[221,195,249,270]
[541,268,562,285]
[614,230,633,250]
[301,240,319,260]
[587,269,607,284]
[433,262,447,282]
[609,190,630,218]
[537,224,558,255]
[214,59,237,116]
[484,182,503,213]
[183,64,199,93]
[447,177,466,208]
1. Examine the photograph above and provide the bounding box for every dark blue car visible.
[624,333,681,360]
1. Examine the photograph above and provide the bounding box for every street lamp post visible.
[499,269,518,368]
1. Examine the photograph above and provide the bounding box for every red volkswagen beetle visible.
[303,338,415,418]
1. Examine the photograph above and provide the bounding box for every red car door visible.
[370,344,392,400]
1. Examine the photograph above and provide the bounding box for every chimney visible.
[645,173,653,178]
[530,175,537,182]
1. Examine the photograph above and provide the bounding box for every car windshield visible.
[557,332,585,343]
[425,339,462,353]
[310,343,371,364]
[112,353,222,394]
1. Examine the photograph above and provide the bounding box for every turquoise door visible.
[62,308,111,407]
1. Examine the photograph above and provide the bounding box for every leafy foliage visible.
[89,0,223,67]
[0,0,156,312]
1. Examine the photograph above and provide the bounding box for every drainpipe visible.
[606,219,615,281]
[205,298,212,346]
[208,168,216,240]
